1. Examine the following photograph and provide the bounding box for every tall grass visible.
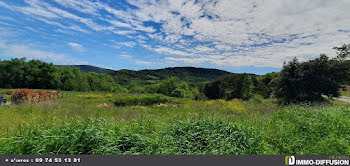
[0,118,265,154]
[113,94,170,106]
[0,89,349,154]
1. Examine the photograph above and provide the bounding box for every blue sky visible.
[0,0,350,74]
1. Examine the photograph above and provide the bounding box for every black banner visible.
[1,155,350,166]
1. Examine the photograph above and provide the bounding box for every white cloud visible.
[53,0,100,15]
[124,0,350,67]
[94,64,115,70]
[108,19,132,28]
[119,54,132,59]
[0,41,81,64]
[1,0,104,31]
[0,15,16,22]
[68,42,84,52]
[112,30,136,35]
[194,46,216,52]
[119,53,152,66]
[68,25,90,34]
[1,0,350,68]
[134,60,152,65]
[114,41,136,48]
[153,46,190,56]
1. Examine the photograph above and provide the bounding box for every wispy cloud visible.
[119,53,152,66]
[153,46,190,57]
[113,41,136,48]
[52,0,100,15]
[68,42,84,52]
[0,0,350,70]
[0,40,82,64]
[124,0,350,67]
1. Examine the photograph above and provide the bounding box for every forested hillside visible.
[58,65,115,74]
[111,67,231,86]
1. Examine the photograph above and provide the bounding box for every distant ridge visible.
[138,67,232,80]
[58,65,231,77]
[57,65,115,74]
[58,65,233,85]
[111,66,232,85]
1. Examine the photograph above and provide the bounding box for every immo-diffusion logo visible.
[286,156,296,165]
[285,156,350,166]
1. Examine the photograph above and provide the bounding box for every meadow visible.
[1,89,350,155]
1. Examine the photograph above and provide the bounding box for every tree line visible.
[0,58,118,92]
[1,44,349,104]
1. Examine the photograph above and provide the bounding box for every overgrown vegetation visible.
[0,92,349,154]
[113,94,170,106]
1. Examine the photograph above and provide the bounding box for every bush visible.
[113,95,169,106]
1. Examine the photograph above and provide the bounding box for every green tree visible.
[145,77,192,98]
[275,54,350,104]
[204,74,255,100]
[255,72,280,98]
[333,44,350,60]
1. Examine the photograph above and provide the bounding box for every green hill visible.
[57,65,115,74]
[111,67,232,85]
[58,65,232,85]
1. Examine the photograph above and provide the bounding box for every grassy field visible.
[0,89,350,154]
